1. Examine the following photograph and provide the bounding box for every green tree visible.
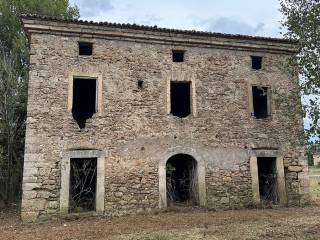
[0,0,79,206]
[280,0,320,143]
[0,0,79,52]
[0,50,26,205]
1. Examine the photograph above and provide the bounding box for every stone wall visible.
[21,17,309,221]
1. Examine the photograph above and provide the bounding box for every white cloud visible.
[127,15,163,26]
[197,17,265,36]
[72,0,114,18]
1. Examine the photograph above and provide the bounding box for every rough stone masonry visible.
[20,15,310,222]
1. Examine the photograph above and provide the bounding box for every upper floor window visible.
[252,85,270,119]
[251,56,262,70]
[79,42,93,56]
[170,81,191,118]
[172,50,185,62]
[72,78,97,128]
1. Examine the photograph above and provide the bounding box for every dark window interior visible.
[72,78,96,128]
[257,157,278,203]
[251,56,262,70]
[79,42,93,56]
[138,80,144,89]
[170,81,191,118]
[252,86,269,119]
[166,154,197,204]
[69,158,97,213]
[172,50,185,62]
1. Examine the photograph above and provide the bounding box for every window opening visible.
[72,78,97,128]
[251,56,262,70]
[172,50,185,62]
[170,81,191,118]
[138,80,144,89]
[252,86,269,119]
[79,42,93,56]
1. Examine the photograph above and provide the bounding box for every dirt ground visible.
[1,206,320,240]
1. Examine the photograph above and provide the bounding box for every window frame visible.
[60,150,105,215]
[249,150,287,205]
[167,80,196,118]
[68,73,103,116]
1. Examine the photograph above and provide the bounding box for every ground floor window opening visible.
[257,157,279,204]
[69,158,97,213]
[166,154,198,206]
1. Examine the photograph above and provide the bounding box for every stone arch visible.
[158,147,206,208]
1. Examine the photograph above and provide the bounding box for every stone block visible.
[115,192,123,197]
[48,201,59,209]
[23,191,37,200]
[220,197,229,204]
[288,166,303,172]
[23,182,41,191]
[119,187,127,192]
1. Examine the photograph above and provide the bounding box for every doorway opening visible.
[166,154,198,205]
[69,158,97,213]
[257,157,279,204]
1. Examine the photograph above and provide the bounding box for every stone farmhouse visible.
[21,15,309,221]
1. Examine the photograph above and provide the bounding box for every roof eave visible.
[20,15,299,54]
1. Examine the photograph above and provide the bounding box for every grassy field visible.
[309,166,320,200]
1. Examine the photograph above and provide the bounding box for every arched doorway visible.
[166,154,198,206]
[158,148,206,209]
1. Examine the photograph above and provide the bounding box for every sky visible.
[69,0,284,38]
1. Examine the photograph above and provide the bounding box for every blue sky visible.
[69,0,283,37]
